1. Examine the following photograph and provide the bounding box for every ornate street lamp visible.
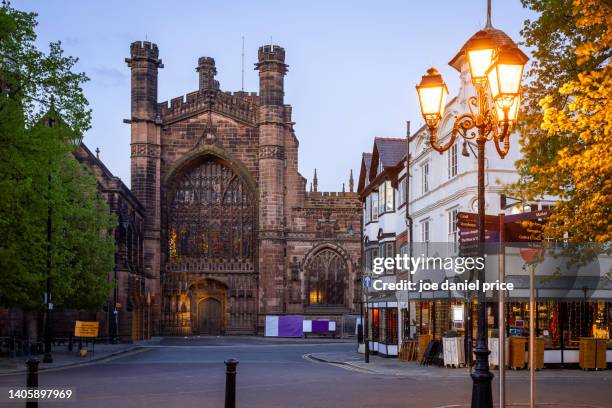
[415,2,528,407]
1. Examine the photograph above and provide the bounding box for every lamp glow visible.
[486,45,527,122]
[416,67,449,128]
[467,48,495,82]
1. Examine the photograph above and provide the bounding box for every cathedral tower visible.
[126,41,163,334]
[256,45,288,316]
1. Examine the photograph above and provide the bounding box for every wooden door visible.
[198,298,222,335]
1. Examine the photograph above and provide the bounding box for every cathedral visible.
[125,41,362,336]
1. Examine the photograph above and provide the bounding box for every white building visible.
[358,54,552,357]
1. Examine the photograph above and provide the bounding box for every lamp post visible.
[415,3,527,407]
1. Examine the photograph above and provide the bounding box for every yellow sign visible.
[74,321,99,338]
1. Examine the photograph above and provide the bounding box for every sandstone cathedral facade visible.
[126,41,361,336]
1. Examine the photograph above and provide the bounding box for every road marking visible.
[302,353,376,374]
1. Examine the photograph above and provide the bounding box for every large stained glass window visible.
[306,249,347,307]
[168,158,254,261]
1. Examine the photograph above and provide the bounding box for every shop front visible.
[366,296,399,357]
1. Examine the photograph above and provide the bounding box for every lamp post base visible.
[470,347,494,408]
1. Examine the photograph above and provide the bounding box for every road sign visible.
[363,275,372,288]
[74,321,99,338]
[504,210,550,242]
[457,212,500,230]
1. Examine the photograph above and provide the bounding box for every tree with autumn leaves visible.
[514,0,611,244]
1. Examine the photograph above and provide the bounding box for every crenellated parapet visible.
[158,90,259,125]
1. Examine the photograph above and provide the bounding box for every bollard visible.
[26,358,39,408]
[224,358,239,408]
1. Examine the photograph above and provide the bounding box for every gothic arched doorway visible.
[305,248,348,307]
[197,298,222,335]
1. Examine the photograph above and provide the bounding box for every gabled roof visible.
[357,153,372,194]
[369,137,406,182]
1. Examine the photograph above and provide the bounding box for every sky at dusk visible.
[13,0,536,192]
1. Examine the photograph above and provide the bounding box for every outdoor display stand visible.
[399,340,417,361]
[418,334,433,361]
[488,337,499,368]
[529,337,545,370]
[509,336,527,369]
[442,336,465,367]
[579,338,607,370]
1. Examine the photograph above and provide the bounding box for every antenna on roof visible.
[485,0,493,28]
[241,36,245,91]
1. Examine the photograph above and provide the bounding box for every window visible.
[365,192,378,223]
[377,180,395,215]
[378,184,385,215]
[448,143,458,178]
[399,244,408,273]
[385,308,398,345]
[371,307,380,342]
[421,220,430,243]
[306,249,347,306]
[398,176,406,207]
[371,191,379,221]
[448,208,458,250]
[168,158,254,261]
[421,162,429,194]
[379,241,395,274]
[385,180,394,212]
[367,247,379,274]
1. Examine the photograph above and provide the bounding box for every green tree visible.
[514,0,612,243]
[0,4,115,311]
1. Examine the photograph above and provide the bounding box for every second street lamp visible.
[414,5,528,408]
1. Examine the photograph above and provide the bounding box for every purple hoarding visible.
[311,320,329,333]
[278,316,303,337]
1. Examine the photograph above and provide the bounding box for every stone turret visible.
[126,40,163,335]
[196,57,220,91]
[125,41,163,121]
[255,45,287,106]
[255,44,289,316]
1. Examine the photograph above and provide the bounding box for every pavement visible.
[0,339,157,375]
[0,337,609,408]
[307,349,612,381]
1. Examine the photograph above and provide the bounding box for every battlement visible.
[158,90,259,124]
[258,44,286,64]
[129,41,161,61]
[304,191,361,210]
[306,191,360,198]
[197,56,216,68]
